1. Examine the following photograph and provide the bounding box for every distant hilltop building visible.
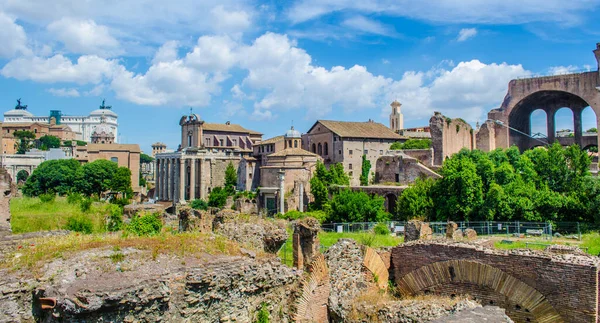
[3,99,118,143]
[389,100,404,133]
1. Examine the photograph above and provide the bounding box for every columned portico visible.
[179,158,185,202]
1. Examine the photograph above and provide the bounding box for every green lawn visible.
[10,196,109,233]
[277,231,403,267]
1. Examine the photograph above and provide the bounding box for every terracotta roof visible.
[259,135,284,145]
[310,120,402,140]
[268,148,319,157]
[203,123,262,135]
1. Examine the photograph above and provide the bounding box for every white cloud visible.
[548,65,581,75]
[47,18,120,56]
[110,60,220,107]
[47,87,80,97]
[0,12,30,58]
[457,28,477,42]
[341,16,395,36]
[1,54,120,84]
[185,35,238,72]
[210,5,251,33]
[152,41,179,64]
[287,0,595,25]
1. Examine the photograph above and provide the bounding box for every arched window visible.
[288,140,292,148]
[110,157,118,163]
[318,143,322,155]
[312,143,316,153]
[324,142,329,156]
[188,135,192,147]
[294,140,298,148]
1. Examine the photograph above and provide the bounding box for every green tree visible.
[111,167,132,197]
[309,161,349,211]
[140,153,154,164]
[395,178,434,220]
[587,128,598,133]
[16,170,29,183]
[38,135,61,150]
[22,159,81,196]
[433,155,483,221]
[74,159,119,197]
[224,162,237,193]
[329,189,387,222]
[390,139,432,150]
[359,154,371,186]
[390,142,403,150]
[13,130,35,154]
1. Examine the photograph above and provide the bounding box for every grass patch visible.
[10,196,110,234]
[492,240,547,251]
[581,233,600,256]
[319,232,402,248]
[3,231,246,273]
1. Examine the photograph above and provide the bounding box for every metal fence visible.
[321,221,600,241]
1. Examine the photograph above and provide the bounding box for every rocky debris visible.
[0,168,15,236]
[349,296,482,323]
[235,198,258,214]
[431,305,514,323]
[177,206,214,233]
[545,244,586,255]
[463,228,477,240]
[404,220,432,242]
[446,222,458,239]
[452,229,464,241]
[325,239,369,322]
[123,203,167,218]
[215,211,288,253]
[0,230,70,259]
[2,246,301,322]
[293,217,321,269]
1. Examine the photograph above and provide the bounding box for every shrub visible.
[126,212,163,236]
[67,192,83,204]
[80,197,92,212]
[255,303,270,323]
[110,197,130,208]
[65,215,93,234]
[106,204,124,232]
[39,193,56,203]
[208,187,229,208]
[373,223,390,235]
[358,233,376,247]
[190,199,208,210]
[276,210,328,223]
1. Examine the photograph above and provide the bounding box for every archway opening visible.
[385,193,397,213]
[554,107,574,139]
[529,109,548,138]
[582,106,597,135]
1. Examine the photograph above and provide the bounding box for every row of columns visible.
[155,157,201,203]
[542,107,584,144]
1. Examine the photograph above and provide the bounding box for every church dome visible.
[284,126,301,138]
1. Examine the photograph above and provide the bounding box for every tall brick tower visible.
[389,100,404,133]
[594,43,600,72]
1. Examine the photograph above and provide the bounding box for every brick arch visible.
[396,259,562,323]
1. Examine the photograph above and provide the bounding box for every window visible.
[349,150,353,155]
[380,150,383,154]
[288,140,292,148]
[318,143,322,155]
[271,144,274,151]
[188,135,192,147]
[110,157,118,163]
[339,150,342,155]
[312,143,316,153]
[233,139,237,146]
[349,164,353,170]
[206,138,210,146]
[294,140,298,148]
[364,149,368,155]
[349,171,353,176]
[34,129,37,133]
[324,142,329,156]
[219,139,224,146]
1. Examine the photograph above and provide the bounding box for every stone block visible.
[404,220,432,242]
[446,221,458,239]
[452,229,463,241]
[463,228,477,240]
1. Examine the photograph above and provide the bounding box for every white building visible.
[3,100,119,143]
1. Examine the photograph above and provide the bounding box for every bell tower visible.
[389,100,403,133]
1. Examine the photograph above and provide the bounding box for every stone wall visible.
[391,241,600,322]
[0,169,14,236]
[400,148,434,167]
[430,113,475,166]
[374,155,440,185]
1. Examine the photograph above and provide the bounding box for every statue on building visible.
[15,98,27,110]
[99,99,112,110]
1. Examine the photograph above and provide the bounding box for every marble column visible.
[278,170,285,214]
[162,159,167,201]
[179,158,186,202]
[169,158,175,201]
[573,108,583,147]
[190,159,196,201]
[167,158,172,201]
[174,158,180,203]
[156,159,161,200]
[546,109,556,143]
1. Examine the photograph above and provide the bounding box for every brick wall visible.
[391,242,599,323]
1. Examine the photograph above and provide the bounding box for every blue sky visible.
[0,0,599,153]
